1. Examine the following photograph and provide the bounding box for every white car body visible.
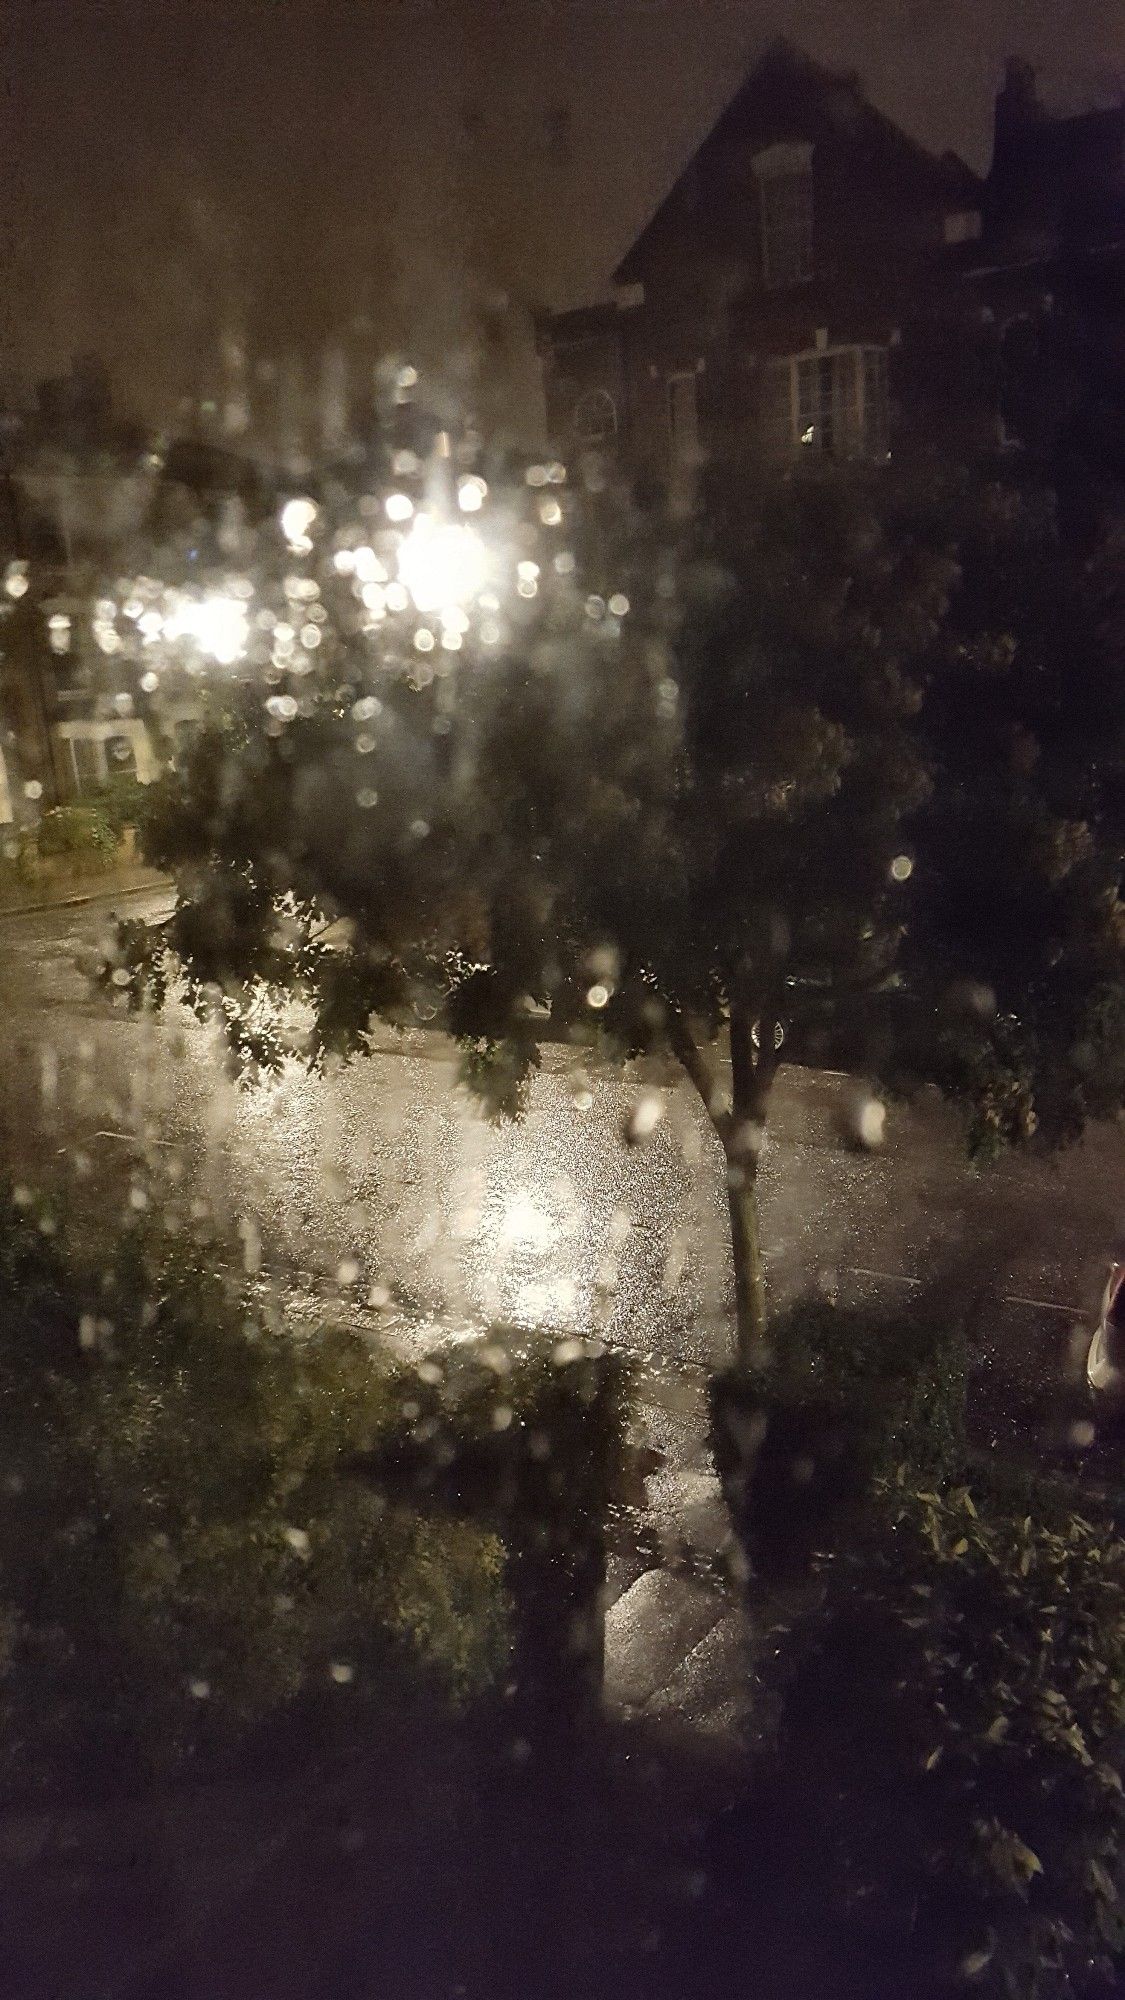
[1087,1263,1125,1410]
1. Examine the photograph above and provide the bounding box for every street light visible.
[396,514,486,617]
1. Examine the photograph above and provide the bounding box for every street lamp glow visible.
[164,591,250,666]
[397,516,486,615]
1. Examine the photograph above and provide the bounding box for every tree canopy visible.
[106,433,1125,1362]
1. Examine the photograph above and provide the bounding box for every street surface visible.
[1,889,1123,1421]
[3,886,1125,1999]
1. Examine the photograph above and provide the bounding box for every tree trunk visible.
[727,1162,768,1371]
[727,1002,774,1372]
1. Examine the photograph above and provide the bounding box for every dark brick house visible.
[963,59,1125,497]
[538,41,985,493]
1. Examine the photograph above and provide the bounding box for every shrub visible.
[35,804,116,866]
[353,1332,633,1720]
[731,1478,1125,2000]
[95,771,150,837]
[711,1299,967,1578]
[0,1192,509,1797]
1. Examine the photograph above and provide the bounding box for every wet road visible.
[1,891,1123,1412]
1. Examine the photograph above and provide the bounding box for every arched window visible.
[571,388,618,448]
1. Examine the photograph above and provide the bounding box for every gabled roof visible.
[612,38,980,285]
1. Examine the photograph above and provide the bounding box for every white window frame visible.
[752,141,815,289]
[54,719,160,797]
[763,343,890,461]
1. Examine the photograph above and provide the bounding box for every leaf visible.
[1011,1838,1043,1881]
[1089,1858,1117,1902]
[925,1746,943,1771]
[985,1716,1010,1743]
[952,1537,969,1557]
[961,1949,993,1978]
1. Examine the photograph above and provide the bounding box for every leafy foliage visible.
[748,1479,1125,1999]
[0,1190,508,1797]
[93,769,151,836]
[34,804,117,865]
[104,445,1125,1356]
[711,1299,967,1577]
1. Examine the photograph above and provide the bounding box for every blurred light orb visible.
[586,983,610,1010]
[539,498,562,526]
[280,496,318,552]
[164,592,249,666]
[353,547,387,584]
[457,476,487,513]
[4,561,29,599]
[608,592,631,617]
[385,492,414,523]
[398,516,486,614]
[890,853,914,882]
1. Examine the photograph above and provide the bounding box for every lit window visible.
[761,346,890,461]
[753,142,814,289]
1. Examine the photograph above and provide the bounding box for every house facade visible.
[539,42,1125,508]
[962,59,1125,502]
[538,42,986,495]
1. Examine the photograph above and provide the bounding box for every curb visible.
[0,875,172,920]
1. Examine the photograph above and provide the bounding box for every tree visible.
[104,428,1125,1367]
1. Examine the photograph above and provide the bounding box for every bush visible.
[95,771,150,837]
[353,1332,633,1720]
[710,1477,1125,2000]
[711,1299,967,1578]
[35,804,117,867]
[0,1192,509,1797]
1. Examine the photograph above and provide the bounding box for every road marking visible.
[93,1129,175,1147]
[1002,1293,1083,1317]
[847,1265,1083,1319]
[848,1266,921,1287]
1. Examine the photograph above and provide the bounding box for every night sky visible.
[2,0,1120,435]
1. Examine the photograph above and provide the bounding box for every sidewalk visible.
[0,863,172,919]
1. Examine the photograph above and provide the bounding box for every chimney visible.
[994,56,1043,154]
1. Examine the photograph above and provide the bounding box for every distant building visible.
[964,59,1125,499]
[537,41,985,497]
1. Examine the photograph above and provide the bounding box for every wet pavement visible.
[1,889,1122,1394]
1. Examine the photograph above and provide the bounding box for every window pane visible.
[667,374,699,464]
[72,736,102,794]
[761,170,813,287]
[105,735,138,779]
[863,348,890,458]
[760,361,795,456]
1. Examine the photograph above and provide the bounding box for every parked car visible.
[1087,1262,1125,1413]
